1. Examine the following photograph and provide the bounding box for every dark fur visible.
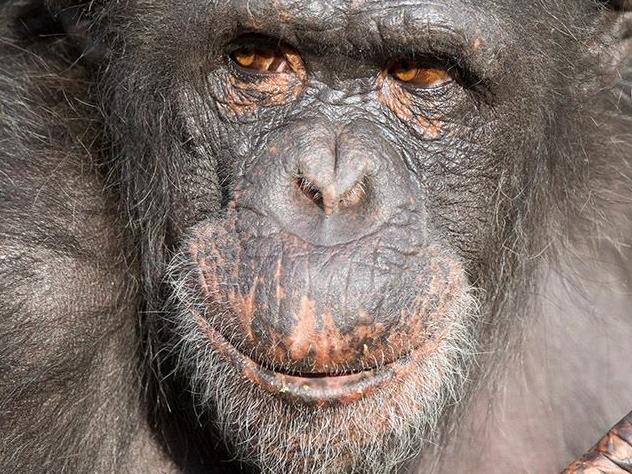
[0,1,631,473]
[0,5,144,472]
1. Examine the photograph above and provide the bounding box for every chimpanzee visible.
[0,0,631,473]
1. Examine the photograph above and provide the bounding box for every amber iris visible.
[390,62,452,88]
[231,46,290,73]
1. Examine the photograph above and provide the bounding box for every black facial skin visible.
[0,1,631,473]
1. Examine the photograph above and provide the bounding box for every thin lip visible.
[192,310,419,408]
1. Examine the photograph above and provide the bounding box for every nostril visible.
[338,175,368,209]
[295,174,324,210]
[294,169,370,216]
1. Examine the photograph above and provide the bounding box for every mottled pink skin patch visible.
[182,204,467,405]
[187,214,465,376]
[376,71,445,139]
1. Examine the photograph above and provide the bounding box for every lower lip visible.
[192,311,419,408]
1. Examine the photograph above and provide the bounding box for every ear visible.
[44,1,106,63]
[593,0,632,85]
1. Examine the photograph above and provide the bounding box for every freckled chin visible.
[183,212,467,378]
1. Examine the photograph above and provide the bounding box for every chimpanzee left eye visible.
[230,46,291,74]
[389,61,453,89]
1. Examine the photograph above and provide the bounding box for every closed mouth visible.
[192,310,419,408]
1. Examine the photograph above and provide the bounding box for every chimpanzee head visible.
[50,0,632,471]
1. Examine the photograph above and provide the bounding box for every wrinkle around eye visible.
[376,71,456,140]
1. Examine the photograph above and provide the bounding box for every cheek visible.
[406,120,504,259]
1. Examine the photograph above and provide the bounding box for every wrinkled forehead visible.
[205,0,509,55]
[129,0,592,84]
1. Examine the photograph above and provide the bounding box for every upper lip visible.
[235,202,386,249]
[192,309,418,408]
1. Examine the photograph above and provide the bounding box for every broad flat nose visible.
[232,117,424,248]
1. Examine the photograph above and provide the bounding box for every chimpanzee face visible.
[96,0,613,471]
